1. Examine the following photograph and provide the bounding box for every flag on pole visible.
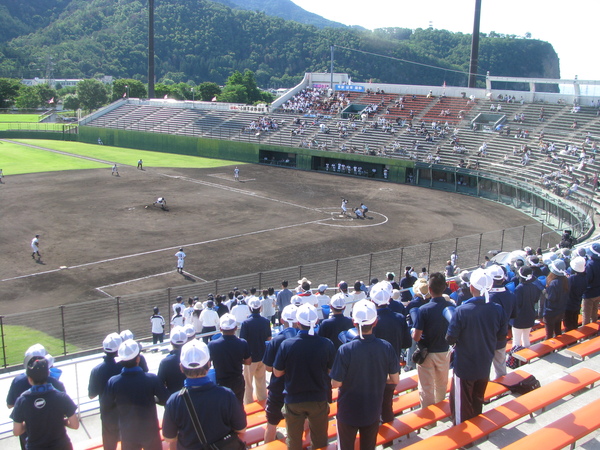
[211,96,217,102]
[123,92,127,98]
[48,97,54,104]
[164,94,168,99]
[442,81,447,88]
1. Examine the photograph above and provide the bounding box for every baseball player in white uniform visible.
[175,247,186,274]
[234,167,240,181]
[31,235,41,259]
[341,199,348,215]
[154,197,167,210]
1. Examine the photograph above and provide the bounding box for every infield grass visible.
[2,139,242,175]
[3,325,79,367]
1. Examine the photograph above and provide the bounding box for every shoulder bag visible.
[179,388,246,450]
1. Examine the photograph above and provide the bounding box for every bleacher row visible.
[74,316,600,450]
[85,92,600,213]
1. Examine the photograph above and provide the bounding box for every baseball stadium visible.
[0,0,600,442]
[2,69,600,448]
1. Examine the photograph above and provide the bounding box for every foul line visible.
[1,218,333,283]
[96,271,175,289]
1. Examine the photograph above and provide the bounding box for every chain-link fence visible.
[0,222,559,370]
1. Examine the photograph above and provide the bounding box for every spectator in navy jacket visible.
[446,268,507,425]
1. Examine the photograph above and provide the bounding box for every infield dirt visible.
[0,162,536,315]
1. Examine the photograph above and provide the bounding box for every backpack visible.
[506,345,524,369]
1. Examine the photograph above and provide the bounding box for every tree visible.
[197,82,221,101]
[35,84,57,106]
[154,83,177,99]
[112,79,146,101]
[77,79,109,111]
[0,78,21,108]
[242,70,261,103]
[62,94,80,111]
[15,85,40,109]
[218,84,248,104]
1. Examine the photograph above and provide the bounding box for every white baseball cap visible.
[248,297,262,310]
[570,256,586,274]
[170,326,188,345]
[296,303,318,335]
[281,304,298,327]
[487,265,506,281]
[117,339,140,362]
[180,340,210,369]
[183,324,196,339]
[370,282,392,305]
[103,333,123,353]
[23,344,47,369]
[470,268,494,301]
[352,300,377,327]
[219,313,237,330]
[330,293,347,309]
[120,329,134,341]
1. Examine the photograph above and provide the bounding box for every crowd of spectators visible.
[9,233,600,449]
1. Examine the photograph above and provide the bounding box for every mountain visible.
[0,0,560,88]
[211,0,346,28]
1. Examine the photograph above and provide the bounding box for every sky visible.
[291,0,599,83]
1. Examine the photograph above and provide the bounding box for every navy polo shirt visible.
[318,314,354,349]
[455,286,472,306]
[406,297,428,327]
[446,296,506,380]
[88,354,122,419]
[263,328,297,396]
[106,367,170,443]
[511,280,543,328]
[400,276,417,303]
[413,296,454,353]
[373,307,411,357]
[162,378,246,449]
[273,331,335,404]
[158,349,186,394]
[208,335,251,384]
[240,313,272,362]
[10,385,76,450]
[388,299,406,315]
[330,334,399,427]
[568,272,587,312]
[7,373,65,407]
[489,287,517,349]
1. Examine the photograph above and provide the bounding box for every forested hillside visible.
[0,0,560,88]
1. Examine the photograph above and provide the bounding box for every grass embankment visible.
[2,325,79,367]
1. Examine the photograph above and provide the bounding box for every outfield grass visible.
[9,139,241,172]
[0,141,108,174]
[0,114,42,123]
[3,325,79,366]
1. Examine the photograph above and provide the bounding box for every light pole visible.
[191,88,194,102]
[125,85,129,99]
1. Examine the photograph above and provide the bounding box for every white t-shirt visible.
[150,315,165,334]
[231,304,250,325]
[260,295,276,318]
[199,309,220,328]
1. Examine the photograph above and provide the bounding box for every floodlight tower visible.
[468,0,482,88]
[148,0,155,98]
